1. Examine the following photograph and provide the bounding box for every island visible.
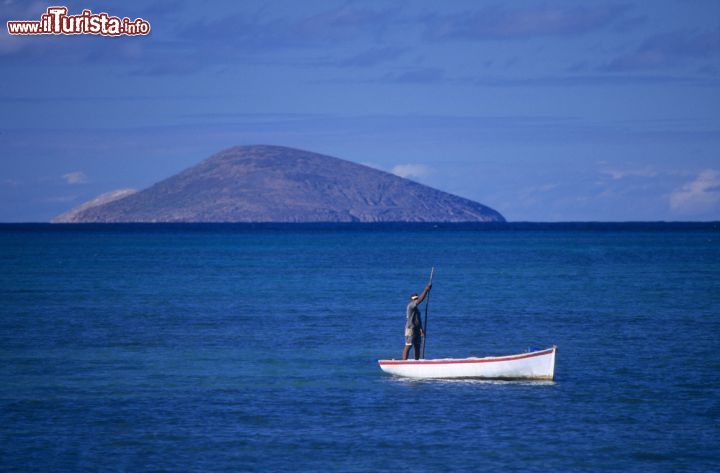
[52,145,505,223]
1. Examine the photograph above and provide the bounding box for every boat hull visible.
[378,346,556,380]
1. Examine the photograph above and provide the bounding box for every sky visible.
[1,0,719,222]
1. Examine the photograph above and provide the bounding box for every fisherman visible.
[402,282,432,360]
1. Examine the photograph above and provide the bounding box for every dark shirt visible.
[405,300,423,335]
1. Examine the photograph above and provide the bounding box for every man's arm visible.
[415,283,432,304]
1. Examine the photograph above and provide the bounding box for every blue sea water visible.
[1,223,719,472]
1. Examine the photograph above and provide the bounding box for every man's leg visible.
[413,337,422,360]
[402,344,411,360]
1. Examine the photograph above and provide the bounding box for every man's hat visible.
[410,293,419,300]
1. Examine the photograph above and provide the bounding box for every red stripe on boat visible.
[378,347,555,366]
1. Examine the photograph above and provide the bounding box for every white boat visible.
[378,346,557,380]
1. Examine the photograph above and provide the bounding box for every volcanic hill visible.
[52,145,505,223]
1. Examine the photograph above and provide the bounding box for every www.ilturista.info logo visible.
[7,6,151,36]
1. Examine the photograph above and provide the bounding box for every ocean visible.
[1,223,718,472]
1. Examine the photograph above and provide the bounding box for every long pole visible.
[422,267,434,359]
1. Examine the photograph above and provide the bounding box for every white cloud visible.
[391,163,430,179]
[602,167,657,180]
[669,169,720,215]
[360,161,382,170]
[528,183,558,193]
[1,178,21,187]
[43,195,78,203]
[62,171,88,184]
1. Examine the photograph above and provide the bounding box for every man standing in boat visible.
[402,283,432,360]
